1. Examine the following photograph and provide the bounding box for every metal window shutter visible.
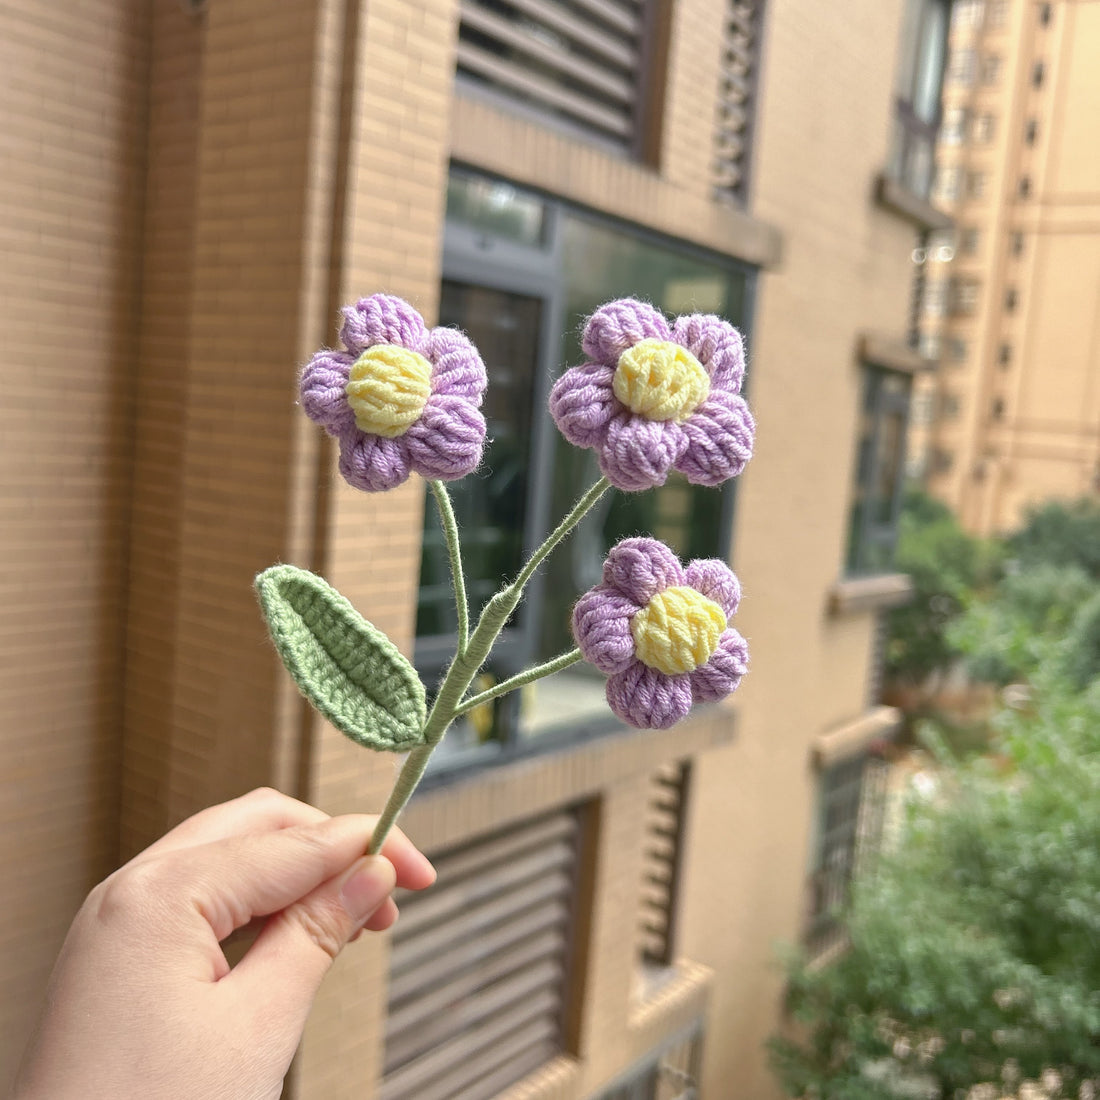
[713,0,764,204]
[456,0,649,148]
[381,808,582,1100]
[637,760,690,967]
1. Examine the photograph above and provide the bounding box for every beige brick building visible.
[911,0,1100,534]
[0,0,949,1096]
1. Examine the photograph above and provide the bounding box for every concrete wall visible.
[681,3,920,1094]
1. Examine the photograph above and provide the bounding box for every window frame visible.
[805,741,891,958]
[415,168,757,787]
[845,364,913,577]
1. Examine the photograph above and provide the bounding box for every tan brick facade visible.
[1,0,925,1096]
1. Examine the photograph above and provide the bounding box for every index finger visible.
[134,788,329,863]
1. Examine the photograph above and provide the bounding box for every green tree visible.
[1010,497,1100,579]
[770,679,1100,1099]
[948,563,1096,686]
[772,491,1100,1099]
[884,491,997,688]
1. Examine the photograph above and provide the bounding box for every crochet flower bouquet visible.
[255,295,755,852]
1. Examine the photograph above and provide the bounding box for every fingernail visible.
[339,856,396,925]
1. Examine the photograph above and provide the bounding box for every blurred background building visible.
[0,0,951,1096]
[909,0,1100,535]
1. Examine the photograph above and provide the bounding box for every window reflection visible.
[418,172,752,768]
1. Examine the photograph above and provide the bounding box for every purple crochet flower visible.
[549,299,755,492]
[300,294,487,492]
[572,537,748,729]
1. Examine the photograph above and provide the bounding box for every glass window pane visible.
[416,282,542,645]
[525,214,747,739]
[912,0,948,122]
[445,174,548,248]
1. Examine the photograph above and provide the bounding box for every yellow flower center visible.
[631,585,727,676]
[345,345,433,438]
[612,339,711,422]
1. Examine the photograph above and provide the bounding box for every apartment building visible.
[911,0,1100,534]
[0,0,949,1096]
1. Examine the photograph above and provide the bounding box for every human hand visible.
[12,787,435,1100]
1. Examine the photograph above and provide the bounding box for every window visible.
[806,746,890,957]
[919,331,941,360]
[991,397,1006,420]
[952,0,983,29]
[999,342,1012,366]
[1033,61,1046,88]
[912,388,936,426]
[1039,3,1052,27]
[947,47,977,85]
[949,336,969,361]
[381,808,586,1100]
[940,392,961,419]
[934,164,961,201]
[846,367,911,575]
[966,170,987,198]
[981,54,1002,84]
[455,0,654,152]
[927,227,956,260]
[1025,117,1039,145]
[1011,230,1025,256]
[941,106,967,143]
[889,0,950,200]
[959,226,980,254]
[637,761,691,968]
[1005,286,1018,311]
[923,278,948,317]
[987,0,1008,26]
[418,170,751,770]
[971,112,995,143]
[950,278,980,315]
[1018,176,1032,199]
[712,0,766,205]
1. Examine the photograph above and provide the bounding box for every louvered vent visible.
[638,760,691,967]
[381,809,583,1100]
[456,0,650,149]
[713,0,764,204]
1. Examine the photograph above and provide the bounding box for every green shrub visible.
[771,682,1100,1099]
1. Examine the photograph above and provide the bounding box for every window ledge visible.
[857,331,934,375]
[813,705,903,769]
[452,90,784,269]
[873,172,954,232]
[828,573,913,615]
[401,703,737,852]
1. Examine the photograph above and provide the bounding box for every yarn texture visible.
[255,564,427,750]
[300,294,488,492]
[549,298,755,492]
[257,292,757,852]
[572,537,748,729]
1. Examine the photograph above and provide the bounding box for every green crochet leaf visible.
[255,565,427,752]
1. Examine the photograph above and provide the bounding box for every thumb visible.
[228,855,396,1017]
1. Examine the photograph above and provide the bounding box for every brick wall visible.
[0,1,150,1086]
[0,1,925,1096]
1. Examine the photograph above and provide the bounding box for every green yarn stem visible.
[367,477,611,854]
[428,480,468,655]
[510,477,610,596]
[454,648,583,716]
